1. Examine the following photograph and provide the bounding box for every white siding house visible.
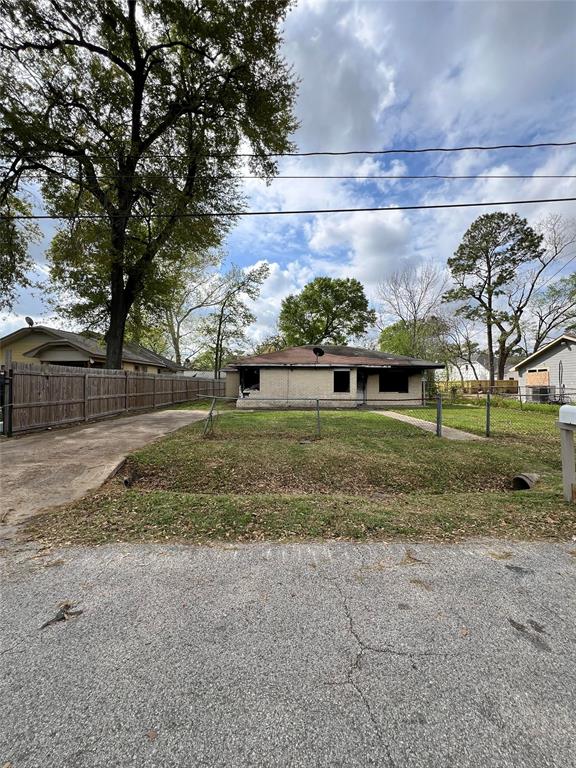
[513,334,576,402]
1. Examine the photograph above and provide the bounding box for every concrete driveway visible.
[0,409,206,536]
[1,540,575,767]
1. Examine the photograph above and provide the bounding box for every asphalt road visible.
[1,540,575,767]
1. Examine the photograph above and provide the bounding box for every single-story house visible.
[512,333,576,402]
[0,325,183,373]
[223,344,444,408]
[444,354,518,384]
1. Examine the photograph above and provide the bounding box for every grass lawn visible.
[24,407,575,546]
[397,402,558,443]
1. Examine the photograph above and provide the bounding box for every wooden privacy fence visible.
[1,362,225,436]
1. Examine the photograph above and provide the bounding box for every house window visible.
[333,370,350,393]
[379,370,409,393]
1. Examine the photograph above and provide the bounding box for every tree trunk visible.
[213,308,224,379]
[106,299,128,369]
[497,340,507,380]
[486,320,495,387]
[105,261,129,369]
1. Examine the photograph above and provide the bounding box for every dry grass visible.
[22,409,575,546]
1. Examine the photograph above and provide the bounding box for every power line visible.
[3,196,575,221]
[8,171,576,181]
[1,139,575,161]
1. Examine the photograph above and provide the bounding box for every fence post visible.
[84,372,89,421]
[316,398,321,438]
[436,393,442,438]
[153,375,157,407]
[125,370,129,411]
[5,367,13,437]
[486,391,491,437]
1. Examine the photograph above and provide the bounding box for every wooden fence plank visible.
[6,362,225,435]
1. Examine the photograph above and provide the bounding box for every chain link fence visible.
[194,391,566,445]
[394,391,567,444]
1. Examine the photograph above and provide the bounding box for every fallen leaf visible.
[146,730,158,742]
[410,578,432,591]
[400,549,427,566]
[459,627,470,637]
[488,551,513,560]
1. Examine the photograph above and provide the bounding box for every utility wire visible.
[1,140,575,161]
[6,171,576,181]
[3,196,575,221]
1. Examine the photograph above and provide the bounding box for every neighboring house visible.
[512,333,576,402]
[181,369,226,379]
[0,325,183,373]
[444,357,490,382]
[223,344,444,408]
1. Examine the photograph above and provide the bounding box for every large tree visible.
[197,263,269,378]
[0,0,297,367]
[377,263,447,356]
[278,277,376,346]
[444,212,547,384]
[0,196,40,311]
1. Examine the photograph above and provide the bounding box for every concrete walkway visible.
[0,409,206,536]
[375,409,487,441]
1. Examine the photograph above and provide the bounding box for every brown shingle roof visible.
[224,345,443,370]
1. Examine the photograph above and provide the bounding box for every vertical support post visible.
[559,426,576,502]
[203,397,216,437]
[436,393,442,438]
[316,398,321,438]
[125,370,129,411]
[153,375,157,407]
[485,391,491,437]
[421,377,426,406]
[84,372,89,421]
[5,367,13,437]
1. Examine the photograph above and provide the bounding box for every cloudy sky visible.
[3,0,576,344]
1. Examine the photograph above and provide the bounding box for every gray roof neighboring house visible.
[512,333,576,372]
[1,325,183,370]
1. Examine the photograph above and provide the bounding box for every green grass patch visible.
[396,403,558,444]
[23,409,574,546]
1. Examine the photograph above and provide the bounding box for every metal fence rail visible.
[1,362,225,436]
[211,392,567,444]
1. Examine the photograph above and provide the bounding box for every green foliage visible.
[279,277,376,346]
[252,334,287,354]
[444,213,544,320]
[378,316,448,359]
[444,212,544,380]
[0,0,298,365]
[0,196,41,311]
[196,263,269,375]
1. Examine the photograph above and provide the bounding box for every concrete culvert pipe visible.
[512,473,540,490]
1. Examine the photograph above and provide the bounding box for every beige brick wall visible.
[252,367,357,403]
[225,371,240,398]
[232,366,425,408]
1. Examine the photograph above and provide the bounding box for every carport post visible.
[436,394,442,438]
[316,399,321,438]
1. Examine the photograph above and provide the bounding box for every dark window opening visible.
[334,370,350,393]
[379,370,409,393]
[242,368,260,391]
